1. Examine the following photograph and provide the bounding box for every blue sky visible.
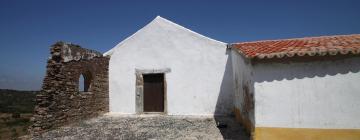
[0,0,360,90]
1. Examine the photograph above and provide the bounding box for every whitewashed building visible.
[104,16,360,139]
[104,16,234,115]
[230,35,360,140]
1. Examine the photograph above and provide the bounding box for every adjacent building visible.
[230,35,360,139]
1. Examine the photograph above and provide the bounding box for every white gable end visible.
[107,16,233,115]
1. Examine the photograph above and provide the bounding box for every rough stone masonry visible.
[29,42,109,136]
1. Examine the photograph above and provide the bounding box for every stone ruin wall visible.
[29,42,109,135]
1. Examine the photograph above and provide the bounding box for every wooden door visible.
[143,74,164,112]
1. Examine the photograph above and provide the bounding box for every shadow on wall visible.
[253,55,360,83]
[214,49,250,139]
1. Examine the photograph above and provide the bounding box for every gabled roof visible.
[104,16,225,56]
[231,34,360,59]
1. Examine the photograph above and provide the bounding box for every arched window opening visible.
[78,71,92,92]
[79,74,85,92]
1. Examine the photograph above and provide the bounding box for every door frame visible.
[135,68,170,114]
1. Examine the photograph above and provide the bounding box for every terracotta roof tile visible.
[231,34,360,59]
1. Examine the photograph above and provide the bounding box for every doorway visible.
[143,73,165,112]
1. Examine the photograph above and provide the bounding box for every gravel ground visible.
[32,114,250,140]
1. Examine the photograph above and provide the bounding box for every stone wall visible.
[29,42,109,135]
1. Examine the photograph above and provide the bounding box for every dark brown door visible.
[143,74,164,112]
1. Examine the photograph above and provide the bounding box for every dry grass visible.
[0,113,32,140]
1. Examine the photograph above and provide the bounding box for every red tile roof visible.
[231,34,360,59]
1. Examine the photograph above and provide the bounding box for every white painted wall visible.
[231,51,255,126]
[105,16,234,115]
[253,57,360,129]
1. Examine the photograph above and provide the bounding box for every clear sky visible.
[0,0,360,90]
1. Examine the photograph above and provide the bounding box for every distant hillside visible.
[0,89,38,113]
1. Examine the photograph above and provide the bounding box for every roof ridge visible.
[232,34,360,45]
[232,34,360,59]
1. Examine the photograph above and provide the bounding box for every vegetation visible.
[0,89,38,139]
[0,89,38,113]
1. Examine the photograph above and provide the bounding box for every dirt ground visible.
[32,114,250,140]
